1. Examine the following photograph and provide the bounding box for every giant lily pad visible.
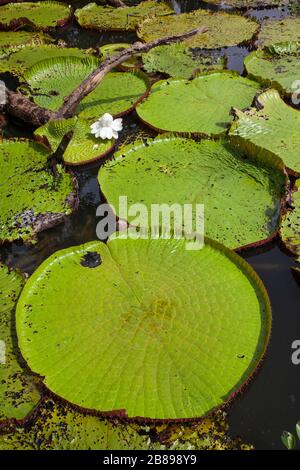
[136,72,260,135]
[280,180,300,256]
[244,46,300,95]
[202,0,289,7]
[0,139,77,244]
[75,1,173,32]
[0,31,52,50]
[99,43,141,71]
[0,1,71,30]
[16,236,271,419]
[137,9,259,49]
[35,117,114,166]
[256,18,300,48]
[142,43,226,79]
[23,56,149,120]
[229,89,300,174]
[0,264,40,422]
[0,44,90,77]
[99,137,286,250]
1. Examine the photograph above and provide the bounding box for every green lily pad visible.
[229,89,300,174]
[0,44,90,77]
[136,72,260,135]
[0,139,77,244]
[0,31,52,51]
[99,137,286,249]
[244,46,300,96]
[16,236,271,419]
[142,43,226,79]
[0,264,40,422]
[137,9,259,49]
[99,43,141,70]
[35,117,114,166]
[75,1,173,32]
[0,1,71,30]
[202,0,289,7]
[257,18,300,48]
[23,56,149,120]
[280,180,300,256]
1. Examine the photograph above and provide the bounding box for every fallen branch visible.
[5,27,208,126]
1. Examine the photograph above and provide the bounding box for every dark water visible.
[0,0,300,450]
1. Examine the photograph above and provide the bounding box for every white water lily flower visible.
[90,113,123,140]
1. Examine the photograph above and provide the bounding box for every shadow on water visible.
[0,0,299,450]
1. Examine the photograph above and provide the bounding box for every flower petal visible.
[100,113,113,126]
[111,118,123,132]
[99,127,109,139]
[112,130,119,139]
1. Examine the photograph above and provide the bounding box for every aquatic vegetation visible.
[0,140,77,243]
[280,180,300,256]
[136,72,260,135]
[99,136,286,249]
[22,56,149,120]
[202,0,289,7]
[257,18,300,48]
[229,89,300,174]
[16,236,271,419]
[0,31,53,50]
[281,421,300,449]
[137,9,259,49]
[99,43,141,70]
[91,113,123,140]
[35,117,114,166]
[0,265,40,422]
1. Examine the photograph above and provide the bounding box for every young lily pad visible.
[202,0,289,7]
[16,236,271,419]
[75,1,173,32]
[142,43,226,79]
[136,72,260,135]
[0,139,77,244]
[99,43,141,70]
[0,31,53,50]
[280,181,300,256]
[35,117,114,166]
[257,18,300,48]
[244,46,300,95]
[0,44,90,77]
[23,56,149,120]
[0,264,40,423]
[137,9,259,49]
[0,1,71,30]
[99,137,286,250]
[229,89,300,174]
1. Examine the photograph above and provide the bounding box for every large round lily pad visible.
[137,9,259,49]
[16,236,271,419]
[35,117,114,166]
[256,18,300,48]
[0,264,40,422]
[0,139,77,244]
[245,46,300,95]
[136,72,260,135]
[142,43,226,79]
[0,1,71,30]
[99,137,285,249]
[0,44,90,77]
[75,1,173,32]
[23,56,149,120]
[0,31,52,50]
[229,89,300,175]
[280,180,300,256]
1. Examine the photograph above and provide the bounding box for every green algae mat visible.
[0,265,40,423]
[136,72,260,135]
[16,236,271,419]
[75,1,173,32]
[0,1,71,30]
[137,9,259,49]
[23,56,149,120]
[0,139,77,244]
[229,89,300,175]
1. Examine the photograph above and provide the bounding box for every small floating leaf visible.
[136,72,260,135]
[75,1,173,32]
[0,264,40,422]
[35,117,114,166]
[0,1,71,30]
[99,136,285,249]
[16,237,271,419]
[229,89,300,174]
[281,431,296,450]
[137,9,259,49]
[0,139,77,244]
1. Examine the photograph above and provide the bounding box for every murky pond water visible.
[0,0,299,450]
